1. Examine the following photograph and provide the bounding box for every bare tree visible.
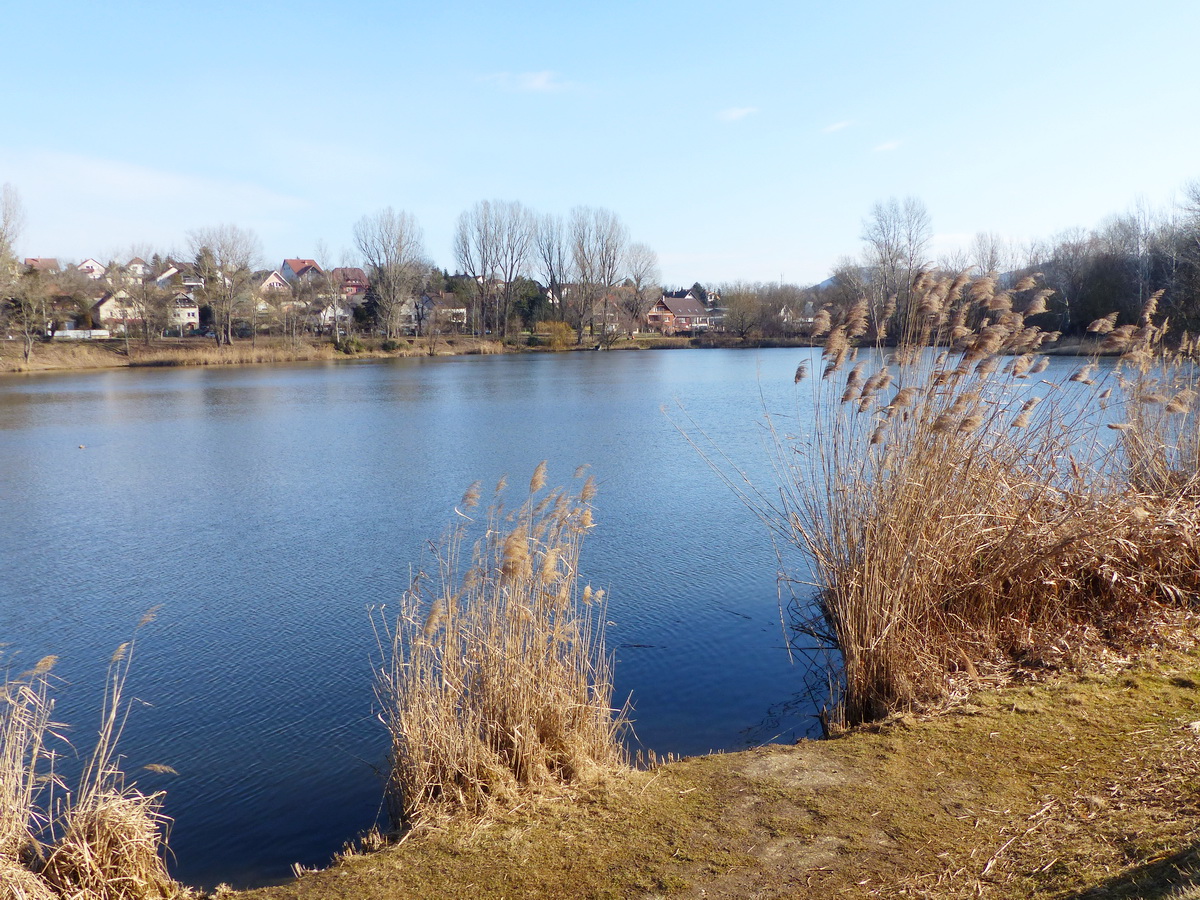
[861,196,931,339]
[188,224,263,345]
[0,183,25,267]
[0,184,25,345]
[453,200,534,338]
[719,281,762,339]
[533,213,570,324]
[568,206,628,344]
[106,256,171,345]
[622,242,660,334]
[354,208,426,339]
[9,265,47,363]
[969,231,1013,276]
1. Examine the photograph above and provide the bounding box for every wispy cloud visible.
[822,121,851,133]
[873,140,901,152]
[482,70,571,93]
[0,149,307,257]
[717,106,759,123]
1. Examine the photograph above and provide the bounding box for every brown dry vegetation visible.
[0,336,512,373]
[0,617,180,900]
[373,465,626,828]
[740,275,1200,726]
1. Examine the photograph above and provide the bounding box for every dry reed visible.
[0,614,179,900]
[729,274,1200,725]
[374,465,626,828]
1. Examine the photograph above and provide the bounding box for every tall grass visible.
[374,464,626,828]
[0,616,178,899]
[737,274,1200,726]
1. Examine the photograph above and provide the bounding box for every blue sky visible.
[4,0,1198,286]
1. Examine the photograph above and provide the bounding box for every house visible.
[314,299,353,331]
[282,258,323,282]
[330,267,368,298]
[167,294,200,333]
[77,258,107,280]
[24,258,59,273]
[646,291,717,334]
[127,257,151,279]
[91,290,140,331]
[258,270,290,294]
[154,261,204,292]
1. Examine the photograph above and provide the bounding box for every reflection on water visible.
[0,349,829,887]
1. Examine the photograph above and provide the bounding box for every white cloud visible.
[822,121,851,133]
[873,140,901,152]
[482,70,571,93]
[717,107,759,123]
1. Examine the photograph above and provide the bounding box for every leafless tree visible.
[861,196,931,339]
[106,256,171,345]
[622,241,660,334]
[0,183,25,268]
[969,231,1013,277]
[533,213,570,323]
[188,224,263,345]
[354,208,427,339]
[719,281,762,339]
[0,184,25,344]
[9,266,48,363]
[568,206,628,344]
[453,200,534,338]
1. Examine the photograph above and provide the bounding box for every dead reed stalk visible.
[0,614,179,900]
[374,465,626,828]
[734,274,1200,725]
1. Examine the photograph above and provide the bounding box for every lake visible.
[0,347,829,888]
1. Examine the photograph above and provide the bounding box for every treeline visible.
[704,186,1200,344]
[6,181,1200,358]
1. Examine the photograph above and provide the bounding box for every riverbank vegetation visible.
[748,273,1200,727]
[0,617,179,900]
[373,465,626,828]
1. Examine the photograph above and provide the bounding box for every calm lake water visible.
[0,348,832,888]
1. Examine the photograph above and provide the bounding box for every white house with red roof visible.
[77,258,107,280]
[281,258,323,282]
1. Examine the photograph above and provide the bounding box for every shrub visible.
[536,321,574,351]
[374,464,626,827]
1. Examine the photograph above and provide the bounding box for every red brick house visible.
[646,291,717,334]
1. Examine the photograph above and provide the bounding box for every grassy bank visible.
[236,645,1200,899]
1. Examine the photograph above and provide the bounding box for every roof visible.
[660,295,710,318]
[24,258,59,272]
[331,267,368,285]
[283,258,324,278]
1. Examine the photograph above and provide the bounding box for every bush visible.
[381,339,401,353]
[536,321,574,351]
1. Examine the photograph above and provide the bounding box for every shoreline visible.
[0,332,1106,377]
[232,644,1200,899]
